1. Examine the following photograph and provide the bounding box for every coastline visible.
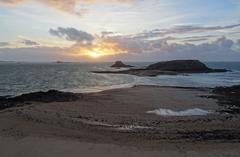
[1,85,240,156]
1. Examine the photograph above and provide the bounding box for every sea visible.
[0,61,240,96]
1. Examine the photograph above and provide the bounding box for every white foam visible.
[115,125,150,131]
[66,83,135,94]
[146,108,211,116]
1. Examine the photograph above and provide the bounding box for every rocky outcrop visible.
[0,90,81,110]
[147,60,209,71]
[146,60,227,73]
[212,85,240,114]
[111,61,134,68]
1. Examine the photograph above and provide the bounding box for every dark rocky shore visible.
[1,84,240,116]
[0,90,80,110]
[93,60,228,76]
[212,85,240,114]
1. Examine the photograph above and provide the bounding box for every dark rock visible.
[180,130,240,141]
[0,90,81,110]
[13,90,80,103]
[212,85,240,114]
[146,60,227,73]
[111,61,134,68]
[213,85,240,96]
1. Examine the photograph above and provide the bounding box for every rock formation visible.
[111,61,134,68]
[93,60,228,77]
[146,60,210,71]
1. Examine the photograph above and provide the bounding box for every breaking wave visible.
[146,108,211,116]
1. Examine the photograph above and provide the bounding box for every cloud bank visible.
[46,25,240,61]
[1,24,240,61]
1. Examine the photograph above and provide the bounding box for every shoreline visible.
[0,85,240,156]
[1,84,214,98]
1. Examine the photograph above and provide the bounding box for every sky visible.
[0,0,240,62]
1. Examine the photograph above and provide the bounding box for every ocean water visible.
[0,61,240,96]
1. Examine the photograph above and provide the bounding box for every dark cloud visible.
[181,38,208,42]
[103,33,240,61]
[167,23,240,33]
[21,39,39,46]
[0,42,10,47]
[213,37,234,48]
[49,27,94,44]
[133,24,240,39]
[150,35,217,43]
[120,37,240,62]
[145,36,239,61]
[176,35,217,43]
[237,39,240,48]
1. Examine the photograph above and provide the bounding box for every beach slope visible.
[0,86,240,157]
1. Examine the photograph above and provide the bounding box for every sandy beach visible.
[1,85,240,157]
[1,0,240,156]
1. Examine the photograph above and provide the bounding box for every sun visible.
[88,51,102,58]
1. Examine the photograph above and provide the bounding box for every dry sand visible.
[0,85,240,157]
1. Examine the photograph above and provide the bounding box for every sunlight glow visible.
[68,41,128,59]
[88,51,103,58]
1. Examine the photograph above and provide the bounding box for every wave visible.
[146,108,211,116]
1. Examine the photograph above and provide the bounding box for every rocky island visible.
[110,61,134,68]
[93,60,228,77]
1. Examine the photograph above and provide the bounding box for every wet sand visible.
[0,85,240,156]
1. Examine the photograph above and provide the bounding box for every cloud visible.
[101,32,240,61]
[213,37,234,48]
[179,35,215,43]
[167,23,240,33]
[0,39,40,48]
[0,46,65,62]
[0,0,25,6]
[1,36,240,61]
[0,0,132,15]
[49,27,94,44]
[145,37,240,61]
[104,35,150,53]
[1,24,240,61]
[47,26,240,60]
[0,42,10,47]
[133,24,240,39]
[49,27,127,58]
[101,31,116,38]
[118,37,240,62]
[21,39,39,46]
